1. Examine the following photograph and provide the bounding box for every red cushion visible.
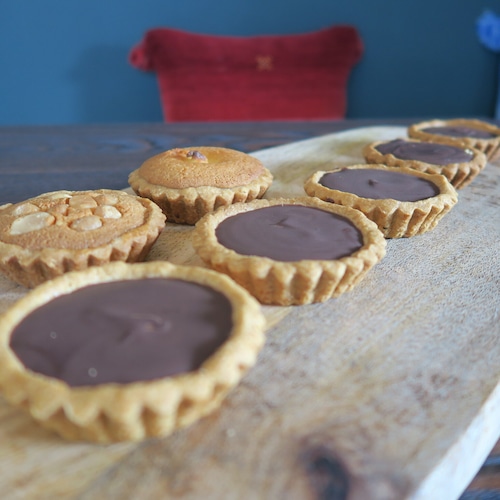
[129,26,363,122]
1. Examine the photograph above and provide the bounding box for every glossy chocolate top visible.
[375,139,473,165]
[10,278,233,387]
[320,168,440,202]
[422,125,497,139]
[215,205,363,262]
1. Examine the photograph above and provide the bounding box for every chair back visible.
[129,26,363,122]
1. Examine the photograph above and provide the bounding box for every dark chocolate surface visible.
[10,278,233,387]
[375,139,473,165]
[215,205,363,262]
[320,168,440,202]
[422,125,497,139]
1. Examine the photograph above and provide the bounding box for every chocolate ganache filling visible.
[422,125,497,139]
[320,168,439,202]
[10,279,233,387]
[375,139,473,165]
[215,205,363,262]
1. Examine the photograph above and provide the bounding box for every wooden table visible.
[0,120,499,499]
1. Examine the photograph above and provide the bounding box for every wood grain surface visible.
[0,126,499,500]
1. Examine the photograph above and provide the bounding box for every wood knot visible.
[301,446,349,500]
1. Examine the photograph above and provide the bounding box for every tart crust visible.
[304,164,458,238]
[192,197,386,306]
[0,189,166,288]
[363,138,486,189]
[0,261,266,442]
[129,147,273,225]
[408,118,500,161]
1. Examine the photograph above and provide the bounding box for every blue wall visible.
[0,0,498,125]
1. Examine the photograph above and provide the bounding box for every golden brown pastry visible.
[192,197,386,306]
[128,146,273,225]
[0,261,265,442]
[0,189,165,288]
[304,164,458,238]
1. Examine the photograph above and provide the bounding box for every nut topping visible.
[95,194,119,206]
[12,203,39,216]
[67,207,93,218]
[166,148,209,163]
[94,205,122,219]
[186,150,208,162]
[10,212,55,235]
[5,192,128,236]
[69,195,98,209]
[46,191,72,200]
[50,204,69,216]
[70,215,103,231]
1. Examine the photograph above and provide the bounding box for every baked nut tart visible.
[128,146,273,225]
[0,189,166,288]
[192,197,386,306]
[304,164,458,238]
[363,137,486,189]
[408,118,500,161]
[0,261,265,443]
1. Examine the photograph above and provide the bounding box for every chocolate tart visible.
[0,189,166,288]
[0,261,265,442]
[408,118,500,161]
[363,137,486,189]
[128,146,273,225]
[304,164,458,238]
[192,197,386,306]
